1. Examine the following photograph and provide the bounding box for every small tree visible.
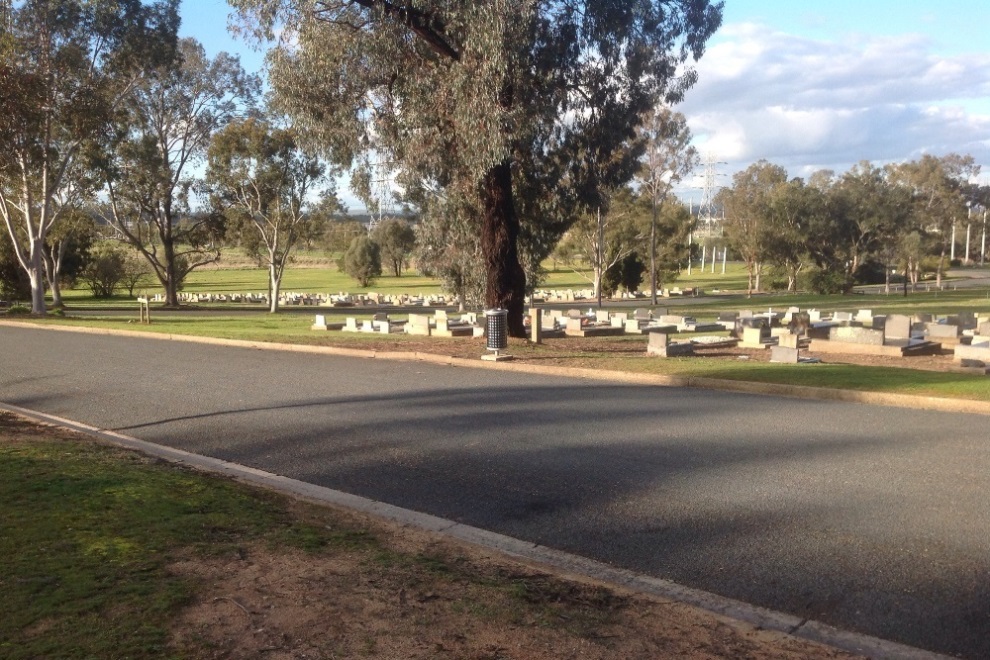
[636,108,698,303]
[372,219,417,277]
[120,251,151,297]
[206,117,328,313]
[81,243,127,298]
[341,236,381,288]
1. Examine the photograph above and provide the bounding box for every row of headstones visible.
[531,287,701,303]
[540,308,722,334]
[329,310,483,337]
[163,291,452,307]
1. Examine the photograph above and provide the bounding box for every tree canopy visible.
[0,0,179,313]
[231,0,724,335]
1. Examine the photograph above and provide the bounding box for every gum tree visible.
[98,38,259,306]
[206,116,329,312]
[636,107,697,303]
[0,0,178,313]
[231,0,723,336]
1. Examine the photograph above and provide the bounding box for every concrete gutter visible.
[0,400,953,660]
[3,319,989,416]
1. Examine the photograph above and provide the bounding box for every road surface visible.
[2,325,988,658]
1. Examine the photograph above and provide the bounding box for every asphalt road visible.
[2,325,988,658]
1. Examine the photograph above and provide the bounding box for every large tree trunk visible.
[480,161,526,338]
[163,238,179,307]
[269,259,280,313]
[29,239,47,314]
[43,246,63,308]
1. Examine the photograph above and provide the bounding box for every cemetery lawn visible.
[0,412,856,659]
[14,312,990,403]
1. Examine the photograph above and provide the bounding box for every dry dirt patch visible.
[169,507,859,660]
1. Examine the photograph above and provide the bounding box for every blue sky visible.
[180,1,990,207]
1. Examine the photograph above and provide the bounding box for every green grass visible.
[0,412,377,659]
[0,413,643,657]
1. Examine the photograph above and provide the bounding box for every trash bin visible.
[485,308,508,352]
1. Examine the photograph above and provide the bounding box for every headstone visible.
[311,314,328,331]
[958,311,977,330]
[530,308,542,344]
[778,332,800,349]
[633,308,651,321]
[884,314,912,341]
[926,323,960,340]
[978,320,990,337]
[829,326,884,345]
[741,326,769,348]
[405,313,431,336]
[610,312,628,328]
[770,345,800,363]
[647,332,693,357]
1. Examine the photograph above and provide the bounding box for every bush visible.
[6,304,30,315]
[801,267,853,294]
[341,236,382,287]
[853,260,887,285]
[81,243,127,298]
[949,258,962,268]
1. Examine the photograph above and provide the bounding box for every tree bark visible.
[29,239,46,314]
[480,160,526,338]
[269,261,280,313]
[163,238,179,307]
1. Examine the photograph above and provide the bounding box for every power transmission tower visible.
[696,152,726,237]
[367,154,393,232]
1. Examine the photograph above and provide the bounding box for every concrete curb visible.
[0,401,952,660]
[3,319,989,416]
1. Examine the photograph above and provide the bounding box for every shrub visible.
[6,304,30,315]
[341,236,382,287]
[853,260,887,285]
[801,267,853,294]
[81,243,127,298]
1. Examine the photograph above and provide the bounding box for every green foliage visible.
[801,267,853,295]
[341,236,382,287]
[81,243,128,298]
[6,304,31,315]
[371,218,417,277]
[98,37,259,305]
[0,231,31,301]
[0,0,180,313]
[206,115,329,309]
[230,0,724,331]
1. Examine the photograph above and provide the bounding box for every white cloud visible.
[675,22,990,195]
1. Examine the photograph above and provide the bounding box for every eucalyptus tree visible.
[762,178,816,292]
[718,160,787,296]
[0,0,178,313]
[230,0,723,336]
[206,116,329,312]
[888,154,977,287]
[635,107,698,303]
[371,218,416,277]
[98,38,259,306]
[556,187,646,301]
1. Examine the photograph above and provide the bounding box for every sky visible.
[179,0,990,209]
